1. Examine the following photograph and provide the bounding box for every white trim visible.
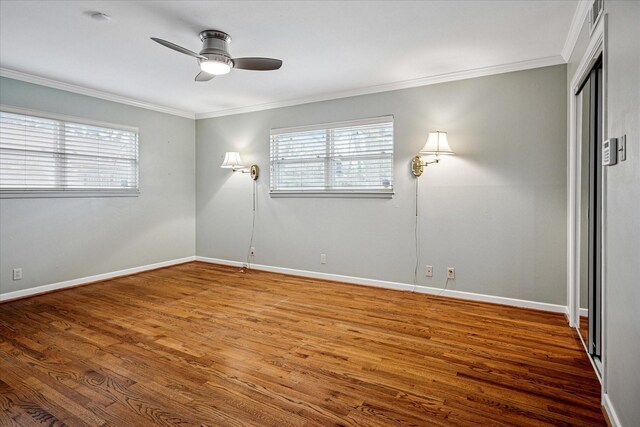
[195,257,567,314]
[602,392,622,427]
[567,90,580,328]
[0,256,196,302]
[570,306,588,318]
[270,115,394,135]
[571,19,606,95]
[562,1,591,61]
[567,14,609,404]
[0,190,140,199]
[600,15,609,394]
[195,56,565,119]
[269,191,394,199]
[0,68,195,120]
[574,89,585,324]
[588,0,604,36]
[567,17,605,328]
[2,57,566,122]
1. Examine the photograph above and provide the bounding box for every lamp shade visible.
[221,151,244,169]
[419,131,454,155]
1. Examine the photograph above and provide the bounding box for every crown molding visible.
[195,55,565,119]
[561,0,591,61]
[1,54,566,122]
[0,68,196,119]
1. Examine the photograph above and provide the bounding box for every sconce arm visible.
[411,155,440,177]
[232,164,259,180]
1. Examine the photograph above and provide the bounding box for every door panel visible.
[577,57,603,366]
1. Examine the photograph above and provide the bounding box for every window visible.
[270,116,394,197]
[0,107,138,197]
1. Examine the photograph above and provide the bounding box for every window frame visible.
[270,116,394,198]
[0,105,140,199]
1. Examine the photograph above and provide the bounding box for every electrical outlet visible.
[250,247,256,256]
[320,254,327,264]
[13,268,22,281]
[425,265,433,277]
[447,267,455,279]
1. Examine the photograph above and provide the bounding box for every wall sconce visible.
[221,151,259,180]
[411,131,454,177]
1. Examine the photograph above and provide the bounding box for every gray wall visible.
[567,3,640,425]
[0,77,196,295]
[196,65,568,305]
[603,2,640,425]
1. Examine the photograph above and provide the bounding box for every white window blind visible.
[270,116,394,197]
[0,108,138,197]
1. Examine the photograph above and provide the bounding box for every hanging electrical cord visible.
[438,277,450,297]
[413,175,451,297]
[412,177,420,292]
[240,179,257,273]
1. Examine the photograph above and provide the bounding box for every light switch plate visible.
[619,135,627,162]
[603,138,618,166]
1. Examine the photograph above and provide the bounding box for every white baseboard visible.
[0,256,196,302]
[3,256,569,315]
[565,307,589,328]
[195,257,567,314]
[603,393,622,427]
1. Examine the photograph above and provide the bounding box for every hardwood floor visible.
[0,262,604,426]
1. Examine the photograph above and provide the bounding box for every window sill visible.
[270,191,394,199]
[0,190,140,199]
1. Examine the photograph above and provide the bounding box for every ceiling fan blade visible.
[195,71,215,82]
[151,37,206,60]
[232,57,283,71]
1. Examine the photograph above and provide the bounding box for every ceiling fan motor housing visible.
[199,30,233,68]
[199,30,232,57]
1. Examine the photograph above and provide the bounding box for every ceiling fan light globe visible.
[200,59,231,75]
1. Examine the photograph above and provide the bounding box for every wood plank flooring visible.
[0,262,604,426]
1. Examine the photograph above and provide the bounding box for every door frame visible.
[567,15,607,387]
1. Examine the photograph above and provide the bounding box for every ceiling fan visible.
[151,30,283,81]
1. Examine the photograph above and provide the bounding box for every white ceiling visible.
[0,1,579,118]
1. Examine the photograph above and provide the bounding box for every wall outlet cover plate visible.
[447,267,455,279]
[426,265,433,277]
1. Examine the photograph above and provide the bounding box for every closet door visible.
[577,57,603,365]
[588,64,603,360]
